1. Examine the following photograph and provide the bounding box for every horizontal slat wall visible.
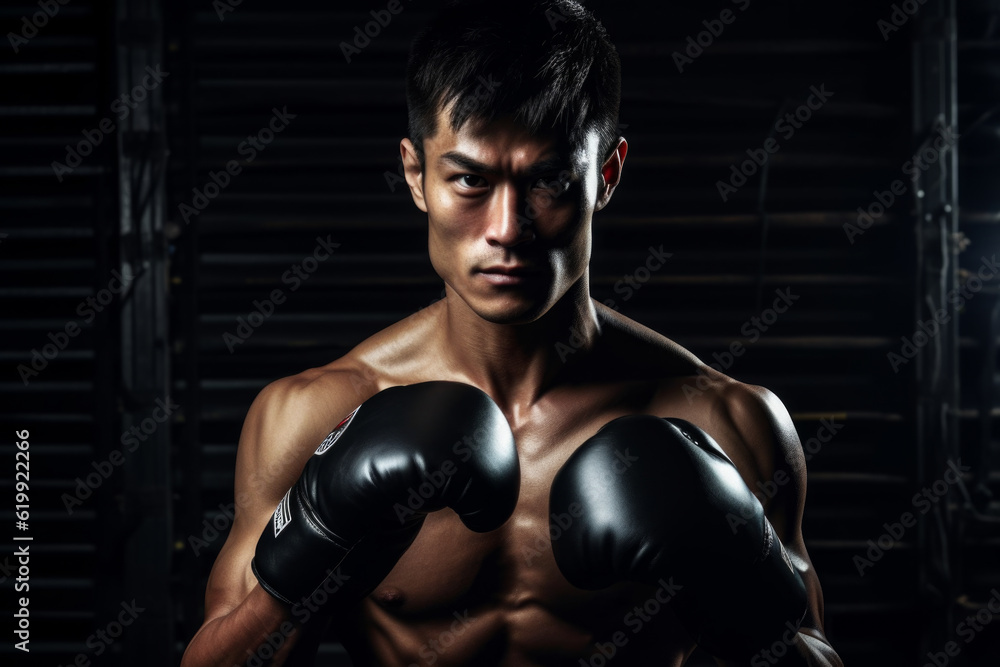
[0,1,117,664]
[956,0,1000,663]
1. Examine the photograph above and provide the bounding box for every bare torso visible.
[305,298,769,667]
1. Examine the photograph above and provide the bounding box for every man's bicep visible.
[201,520,266,622]
[199,380,305,621]
[231,370,374,522]
[232,379,314,518]
[754,390,828,633]
[728,383,836,646]
[202,372,366,620]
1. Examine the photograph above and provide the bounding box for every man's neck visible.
[438,277,600,411]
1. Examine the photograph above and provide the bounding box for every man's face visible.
[401,105,621,325]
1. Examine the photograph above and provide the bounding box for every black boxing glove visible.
[252,381,520,606]
[549,415,807,660]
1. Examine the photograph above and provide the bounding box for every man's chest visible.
[338,379,719,665]
[366,386,662,618]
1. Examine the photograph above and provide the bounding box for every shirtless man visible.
[180,1,844,665]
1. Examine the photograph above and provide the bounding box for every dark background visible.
[1,0,999,665]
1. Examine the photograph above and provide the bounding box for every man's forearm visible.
[180,585,326,667]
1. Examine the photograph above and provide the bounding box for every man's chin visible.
[468,294,551,325]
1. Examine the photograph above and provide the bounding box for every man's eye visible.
[533,176,570,195]
[457,174,487,188]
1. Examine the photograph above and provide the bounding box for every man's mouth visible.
[476,264,543,285]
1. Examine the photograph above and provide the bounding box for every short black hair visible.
[406,0,621,166]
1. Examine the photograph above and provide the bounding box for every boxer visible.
[181,1,843,665]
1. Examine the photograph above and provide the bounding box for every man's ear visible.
[595,137,628,212]
[400,138,428,213]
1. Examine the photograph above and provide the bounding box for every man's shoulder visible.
[595,302,790,419]
[249,297,446,418]
[230,359,383,514]
[341,294,447,383]
[669,368,804,506]
[244,354,385,442]
[599,301,803,490]
[591,300,704,381]
[713,379,799,459]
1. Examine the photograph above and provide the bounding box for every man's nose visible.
[484,183,534,246]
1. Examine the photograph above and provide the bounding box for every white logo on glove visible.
[273,488,292,537]
[314,405,361,456]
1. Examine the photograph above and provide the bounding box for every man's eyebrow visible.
[438,151,494,174]
[437,151,572,178]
